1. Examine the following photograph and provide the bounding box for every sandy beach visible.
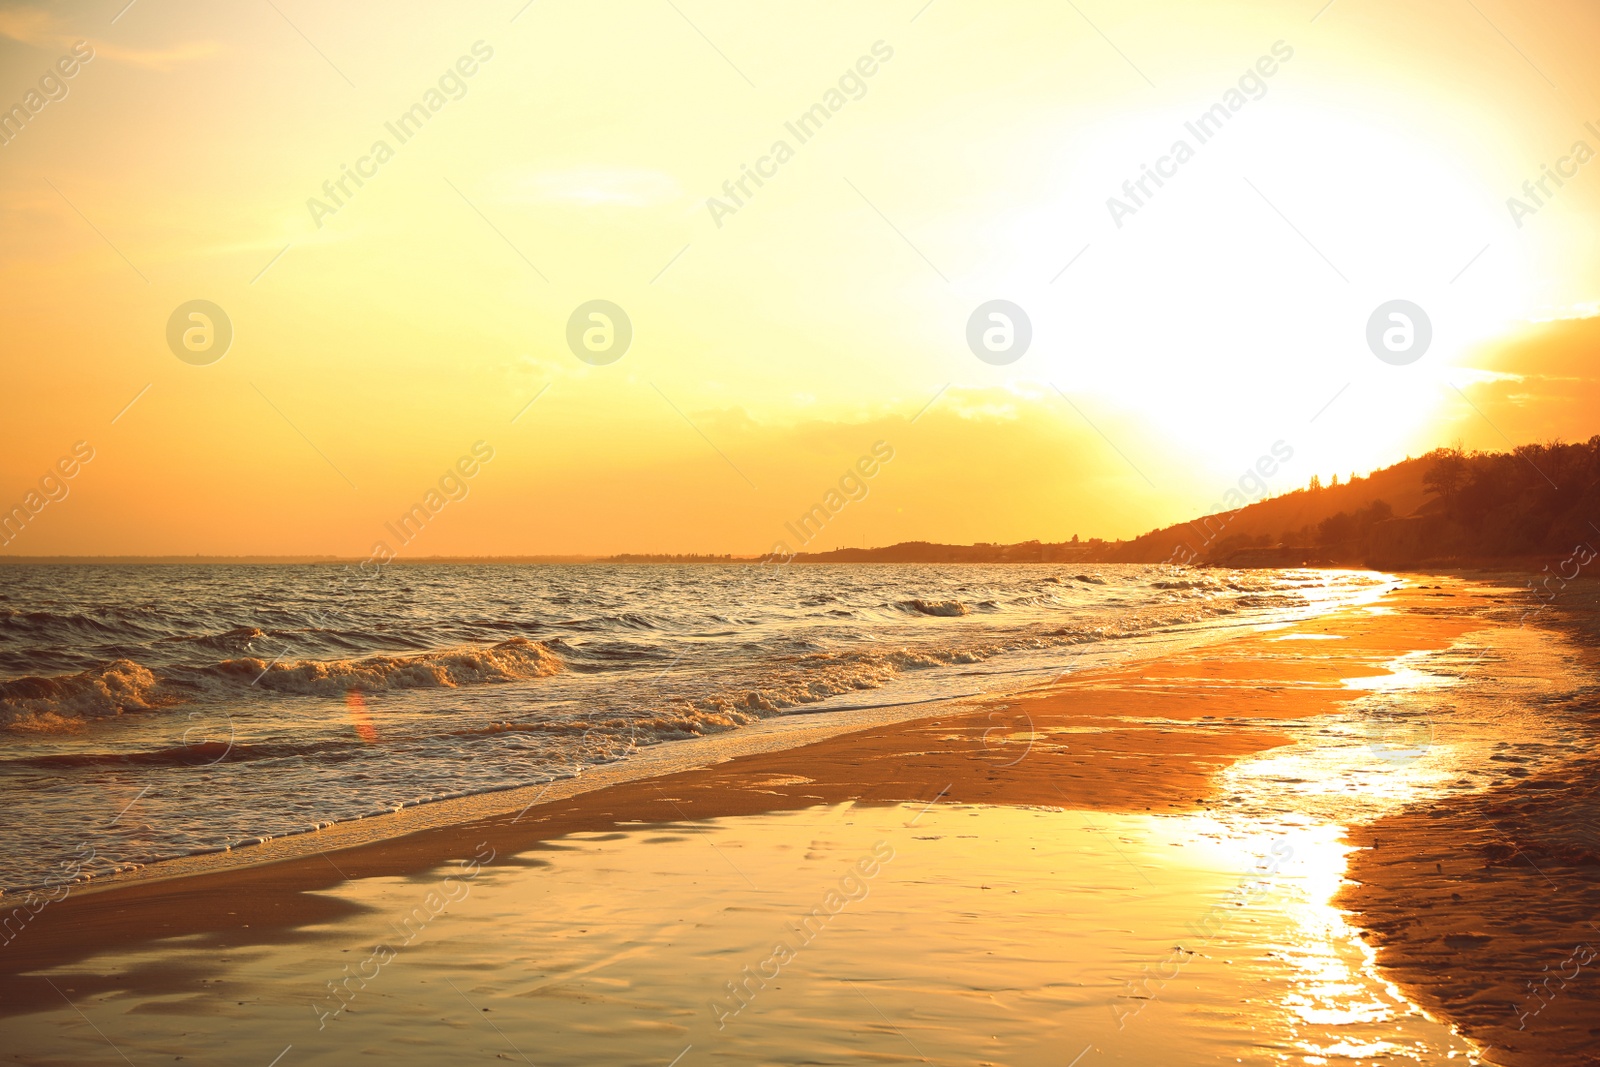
[1340,580,1600,1067]
[2,574,1595,1063]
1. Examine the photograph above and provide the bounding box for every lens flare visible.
[346,689,378,744]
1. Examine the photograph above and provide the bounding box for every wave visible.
[0,606,169,643]
[1234,594,1302,608]
[12,737,363,768]
[1151,578,1218,590]
[0,638,564,732]
[0,660,172,733]
[556,612,665,632]
[198,637,565,696]
[161,625,270,653]
[646,625,1124,731]
[897,599,970,617]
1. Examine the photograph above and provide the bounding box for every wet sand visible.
[1342,768,1600,1067]
[1340,583,1600,1067]
[3,575,1587,1064]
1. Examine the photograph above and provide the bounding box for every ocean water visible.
[0,563,1383,890]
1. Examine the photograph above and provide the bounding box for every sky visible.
[2,0,1598,557]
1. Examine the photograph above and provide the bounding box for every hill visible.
[1099,456,1434,565]
[789,438,1600,569]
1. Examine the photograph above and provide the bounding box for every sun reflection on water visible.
[1259,822,1465,1063]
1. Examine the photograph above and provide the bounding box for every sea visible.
[0,563,1387,891]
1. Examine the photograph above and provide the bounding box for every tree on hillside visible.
[1422,447,1468,507]
[1317,500,1393,547]
[1418,439,1600,558]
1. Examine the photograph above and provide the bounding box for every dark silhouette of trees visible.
[1422,448,1467,505]
[1414,439,1600,558]
[1316,499,1394,546]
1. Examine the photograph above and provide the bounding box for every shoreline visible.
[1338,587,1600,1067]
[1,577,1488,1010]
[1,586,1380,900]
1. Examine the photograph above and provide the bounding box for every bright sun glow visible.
[1,0,1596,554]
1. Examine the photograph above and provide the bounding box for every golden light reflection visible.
[9,802,1484,1065]
[1268,823,1450,1063]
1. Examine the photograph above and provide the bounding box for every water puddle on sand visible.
[7,802,1480,1066]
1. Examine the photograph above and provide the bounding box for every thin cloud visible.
[93,40,222,70]
[0,5,54,45]
[0,5,218,68]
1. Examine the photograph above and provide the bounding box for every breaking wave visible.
[0,660,170,733]
[0,638,564,732]
[208,636,563,696]
[897,599,970,617]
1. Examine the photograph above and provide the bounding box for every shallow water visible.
[0,563,1384,889]
[1215,606,1594,833]
[0,801,1482,1066]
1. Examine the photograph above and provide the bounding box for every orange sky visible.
[2,0,1599,556]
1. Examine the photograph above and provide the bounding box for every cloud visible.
[0,5,217,68]
[1455,314,1600,446]
[0,4,56,46]
[93,40,221,70]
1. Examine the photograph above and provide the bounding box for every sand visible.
[1340,679,1600,1065]
[4,575,1592,1064]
